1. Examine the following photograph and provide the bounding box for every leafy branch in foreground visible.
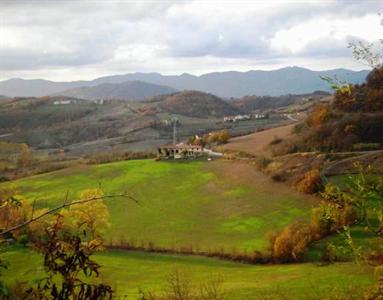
[348,14,382,68]
[0,191,138,237]
[22,214,114,300]
[0,188,138,299]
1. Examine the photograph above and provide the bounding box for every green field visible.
[2,159,315,252]
[1,160,378,299]
[2,247,373,300]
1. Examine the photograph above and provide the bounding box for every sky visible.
[0,0,382,81]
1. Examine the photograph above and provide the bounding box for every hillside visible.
[4,249,372,299]
[0,67,368,97]
[232,91,330,112]
[2,159,316,252]
[223,123,296,154]
[0,94,289,155]
[55,81,177,101]
[269,66,383,154]
[153,90,241,117]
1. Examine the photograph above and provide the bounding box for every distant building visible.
[253,113,267,119]
[93,99,104,104]
[53,100,73,105]
[157,143,222,160]
[157,143,203,159]
[224,113,268,122]
[223,114,251,122]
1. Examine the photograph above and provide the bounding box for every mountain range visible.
[0,66,369,98]
[54,81,177,101]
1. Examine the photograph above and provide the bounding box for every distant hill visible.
[0,78,88,97]
[96,67,367,98]
[152,90,240,117]
[232,91,331,112]
[55,81,177,101]
[0,67,369,98]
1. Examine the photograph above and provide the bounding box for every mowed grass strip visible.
[2,248,374,300]
[2,159,315,252]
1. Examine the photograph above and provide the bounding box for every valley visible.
[0,4,382,298]
[2,159,315,252]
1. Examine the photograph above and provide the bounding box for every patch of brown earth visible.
[223,124,295,155]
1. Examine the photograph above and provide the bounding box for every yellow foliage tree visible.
[62,188,110,243]
[295,169,323,194]
[308,104,331,127]
[271,221,312,262]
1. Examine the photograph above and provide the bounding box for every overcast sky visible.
[0,0,382,81]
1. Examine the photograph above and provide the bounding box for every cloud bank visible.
[0,0,381,80]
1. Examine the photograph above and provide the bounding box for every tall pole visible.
[173,119,176,145]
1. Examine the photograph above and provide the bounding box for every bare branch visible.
[0,193,138,237]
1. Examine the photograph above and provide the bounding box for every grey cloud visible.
[0,0,381,74]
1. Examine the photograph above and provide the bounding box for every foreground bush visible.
[295,169,323,194]
[268,221,312,263]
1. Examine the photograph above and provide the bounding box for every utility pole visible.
[170,117,179,145]
[173,120,176,145]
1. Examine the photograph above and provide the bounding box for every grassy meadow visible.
[2,159,315,252]
[1,159,379,299]
[2,247,374,300]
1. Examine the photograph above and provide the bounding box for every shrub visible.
[295,169,323,194]
[307,103,331,127]
[204,130,231,146]
[310,202,357,241]
[269,221,312,263]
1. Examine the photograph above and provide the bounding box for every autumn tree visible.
[62,189,110,243]
[0,187,131,299]
[295,169,323,194]
[307,104,331,127]
[269,221,312,263]
[24,214,113,300]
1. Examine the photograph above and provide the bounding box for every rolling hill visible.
[2,159,316,252]
[152,90,241,117]
[0,67,369,98]
[55,81,177,101]
[232,91,330,112]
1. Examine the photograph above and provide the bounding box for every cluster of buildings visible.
[53,99,77,105]
[157,143,223,160]
[53,99,105,105]
[223,113,267,123]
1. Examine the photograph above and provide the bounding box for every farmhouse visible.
[224,114,251,123]
[157,143,223,160]
[53,99,74,105]
[157,143,203,159]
